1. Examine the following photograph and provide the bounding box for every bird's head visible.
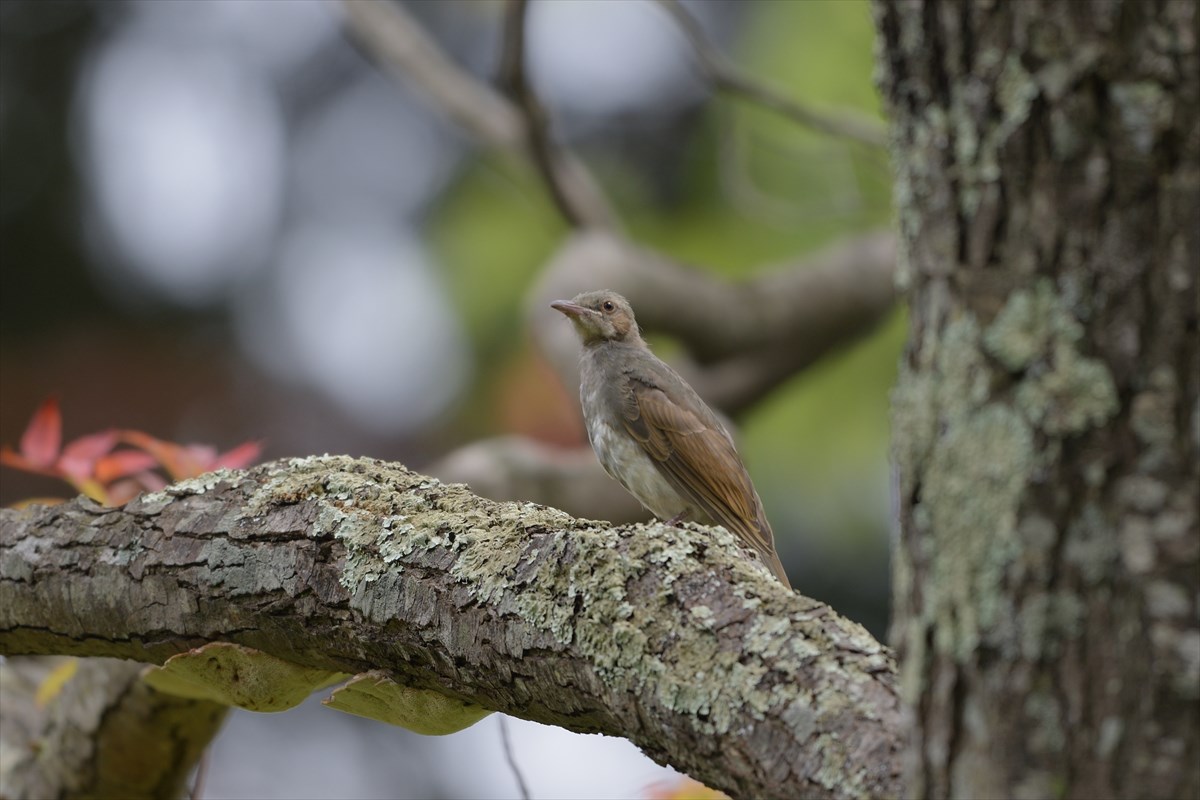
[551,290,642,346]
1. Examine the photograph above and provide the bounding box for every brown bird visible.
[551,290,791,588]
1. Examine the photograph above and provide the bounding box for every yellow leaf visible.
[35,658,79,707]
[324,671,492,735]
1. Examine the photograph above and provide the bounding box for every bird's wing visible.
[622,381,788,585]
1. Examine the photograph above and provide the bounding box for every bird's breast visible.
[581,382,691,521]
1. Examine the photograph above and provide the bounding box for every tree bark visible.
[0,657,227,799]
[874,1,1199,798]
[0,456,901,800]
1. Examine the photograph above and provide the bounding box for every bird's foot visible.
[664,513,687,527]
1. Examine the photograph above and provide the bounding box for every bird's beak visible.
[550,300,590,319]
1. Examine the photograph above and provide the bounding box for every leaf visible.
[141,642,347,711]
[69,477,110,505]
[18,396,62,468]
[56,429,119,480]
[323,671,492,735]
[0,446,59,477]
[35,658,79,708]
[93,449,161,483]
[645,778,729,800]
[120,431,204,480]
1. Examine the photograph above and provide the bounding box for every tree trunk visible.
[873,1,1199,798]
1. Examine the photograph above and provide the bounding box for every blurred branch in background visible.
[497,0,599,228]
[653,0,888,149]
[340,0,617,229]
[340,0,519,146]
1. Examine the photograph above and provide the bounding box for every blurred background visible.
[0,0,899,796]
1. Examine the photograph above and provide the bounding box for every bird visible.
[550,290,791,588]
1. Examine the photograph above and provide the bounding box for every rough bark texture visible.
[874,1,1199,798]
[0,657,227,799]
[0,456,901,800]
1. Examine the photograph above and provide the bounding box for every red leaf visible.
[19,396,62,468]
[56,430,119,481]
[119,431,258,480]
[214,441,262,470]
[1,446,59,477]
[94,450,161,483]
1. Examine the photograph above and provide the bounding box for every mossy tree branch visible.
[0,456,901,800]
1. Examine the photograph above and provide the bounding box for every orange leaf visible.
[119,431,259,480]
[214,441,262,470]
[119,431,202,480]
[57,430,119,481]
[94,450,161,484]
[645,778,729,800]
[19,396,62,468]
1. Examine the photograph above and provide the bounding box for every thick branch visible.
[0,456,901,800]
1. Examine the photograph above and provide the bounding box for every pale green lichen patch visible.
[892,315,991,485]
[955,53,1038,200]
[983,281,1080,371]
[896,299,1041,660]
[927,404,1034,658]
[230,456,824,741]
[689,604,715,629]
[984,280,1117,436]
[890,365,936,485]
[142,468,240,503]
[1016,342,1117,436]
[323,671,491,735]
[142,641,347,711]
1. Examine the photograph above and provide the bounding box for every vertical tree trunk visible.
[873,1,1198,797]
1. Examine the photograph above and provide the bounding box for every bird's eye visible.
[602,301,615,312]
